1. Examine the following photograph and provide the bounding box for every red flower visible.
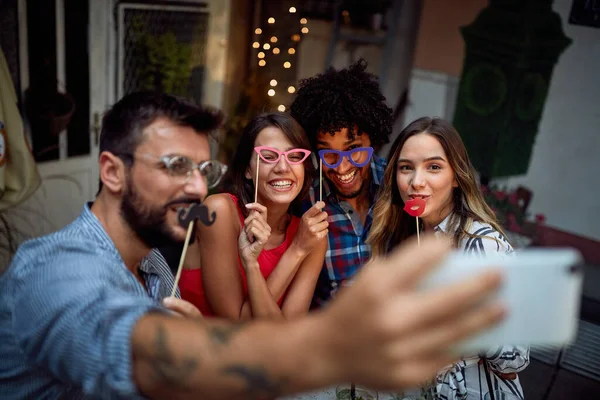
[506,214,521,233]
[535,213,546,224]
[505,213,520,232]
[495,190,507,201]
[509,222,522,233]
[508,192,518,205]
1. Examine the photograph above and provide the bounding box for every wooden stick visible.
[416,217,420,247]
[319,158,323,203]
[171,220,195,297]
[254,157,260,203]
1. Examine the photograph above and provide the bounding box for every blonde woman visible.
[369,117,529,399]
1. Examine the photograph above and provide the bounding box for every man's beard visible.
[329,180,364,199]
[325,173,367,200]
[120,177,186,249]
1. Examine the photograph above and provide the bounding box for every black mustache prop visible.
[177,202,216,227]
[171,202,217,297]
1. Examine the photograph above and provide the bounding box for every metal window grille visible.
[117,2,209,104]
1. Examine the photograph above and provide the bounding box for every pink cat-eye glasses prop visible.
[254,146,311,165]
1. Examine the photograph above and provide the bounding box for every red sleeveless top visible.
[179,194,301,316]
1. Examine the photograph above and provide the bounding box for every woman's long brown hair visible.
[368,117,505,257]
[225,112,314,218]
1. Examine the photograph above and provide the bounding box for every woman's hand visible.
[238,202,271,270]
[291,201,329,257]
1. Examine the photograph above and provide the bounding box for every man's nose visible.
[184,169,208,201]
[334,156,352,174]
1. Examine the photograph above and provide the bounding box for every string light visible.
[278,105,286,112]
[341,10,350,25]
[254,14,305,102]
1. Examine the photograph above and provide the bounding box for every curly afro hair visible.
[290,59,393,149]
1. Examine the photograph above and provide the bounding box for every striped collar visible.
[433,213,453,235]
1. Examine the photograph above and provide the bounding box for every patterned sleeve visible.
[464,224,530,373]
[9,240,164,399]
[462,225,515,258]
[484,345,530,373]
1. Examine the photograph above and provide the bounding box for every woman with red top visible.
[179,112,329,319]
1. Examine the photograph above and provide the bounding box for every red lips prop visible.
[404,197,426,217]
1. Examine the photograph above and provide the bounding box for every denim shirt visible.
[0,204,175,399]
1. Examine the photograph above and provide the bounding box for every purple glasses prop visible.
[318,147,374,168]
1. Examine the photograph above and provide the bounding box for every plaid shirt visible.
[304,155,386,308]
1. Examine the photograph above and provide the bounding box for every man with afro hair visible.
[290,59,393,308]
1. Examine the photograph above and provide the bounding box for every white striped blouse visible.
[432,214,530,400]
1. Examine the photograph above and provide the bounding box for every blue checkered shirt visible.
[0,204,178,399]
[305,155,386,308]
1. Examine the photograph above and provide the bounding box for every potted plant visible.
[130,16,192,96]
[481,183,546,247]
[218,71,271,164]
[24,83,75,136]
[392,378,437,399]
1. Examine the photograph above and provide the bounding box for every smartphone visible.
[418,248,584,353]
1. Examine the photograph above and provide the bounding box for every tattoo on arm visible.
[151,323,199,388]
[207,321,285,398]
[207,322,247,345]
[145,319,280,398]
[222,365,286,400]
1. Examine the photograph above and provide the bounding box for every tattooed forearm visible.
[151,323,200,388]
[222,364,286,400]
[208,321,248,345]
